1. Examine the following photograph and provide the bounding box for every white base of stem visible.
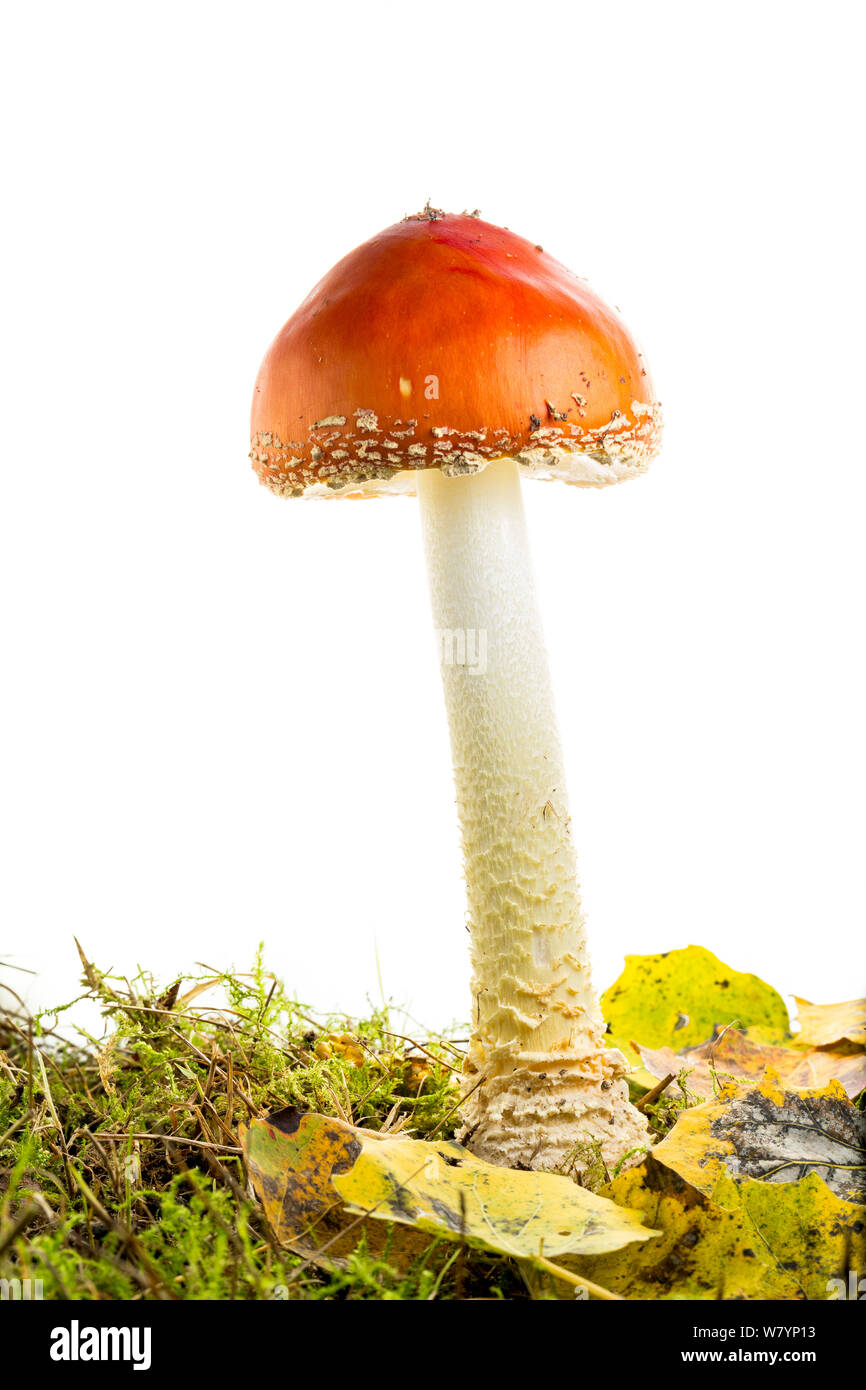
[460,1051,648,1175]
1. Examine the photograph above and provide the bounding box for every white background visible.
[2,1,863,1034]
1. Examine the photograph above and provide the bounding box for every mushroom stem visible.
[417,457,646,1172]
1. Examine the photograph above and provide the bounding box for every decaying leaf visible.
[568,1157,865,1301]
[240,1106,430,1268]
[793,997,866,1051]
[729,1172,866,1298]
[652,1071,866,1203]
[332,1131,655,1260]
[601,945,790,1060]
[241,1107,656,1268]
[636,1026,866,1101]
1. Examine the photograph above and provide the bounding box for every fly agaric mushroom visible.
[249,207,662,1173]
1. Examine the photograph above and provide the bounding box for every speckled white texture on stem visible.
[417,457,647,1173]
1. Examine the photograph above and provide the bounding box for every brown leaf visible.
[793,997,866,1050]
[636,1026,866,1100]
[156,980,181,1012]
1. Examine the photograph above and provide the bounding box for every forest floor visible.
[0,946,690,1301]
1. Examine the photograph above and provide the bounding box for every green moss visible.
[0,948,698,1301]
[0,948,531,1300]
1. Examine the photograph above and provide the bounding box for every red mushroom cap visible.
[250,208,661,498]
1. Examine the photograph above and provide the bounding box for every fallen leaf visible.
[793,997,866,1051]
[240,1106,429,1268]
[636,1026,866,1100]
[652,1071,866,1203]
[727,1172,865,1299]
[333,1130,655,1261]
[241,1107,656,1268]
[601,946,790,1060]
[568,1157,865,1301]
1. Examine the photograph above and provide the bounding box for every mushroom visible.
[249,208,662,1173]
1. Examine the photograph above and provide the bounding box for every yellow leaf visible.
[240,1107,430,1268]
[652,1070,866,1203]
[333,1130,655,1261]
[601,946,790,1060]
[569,1158,865,1301]
[241,1106,656,1268]
[793,997,866,1050]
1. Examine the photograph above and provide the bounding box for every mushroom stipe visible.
[250,211,663,1174]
